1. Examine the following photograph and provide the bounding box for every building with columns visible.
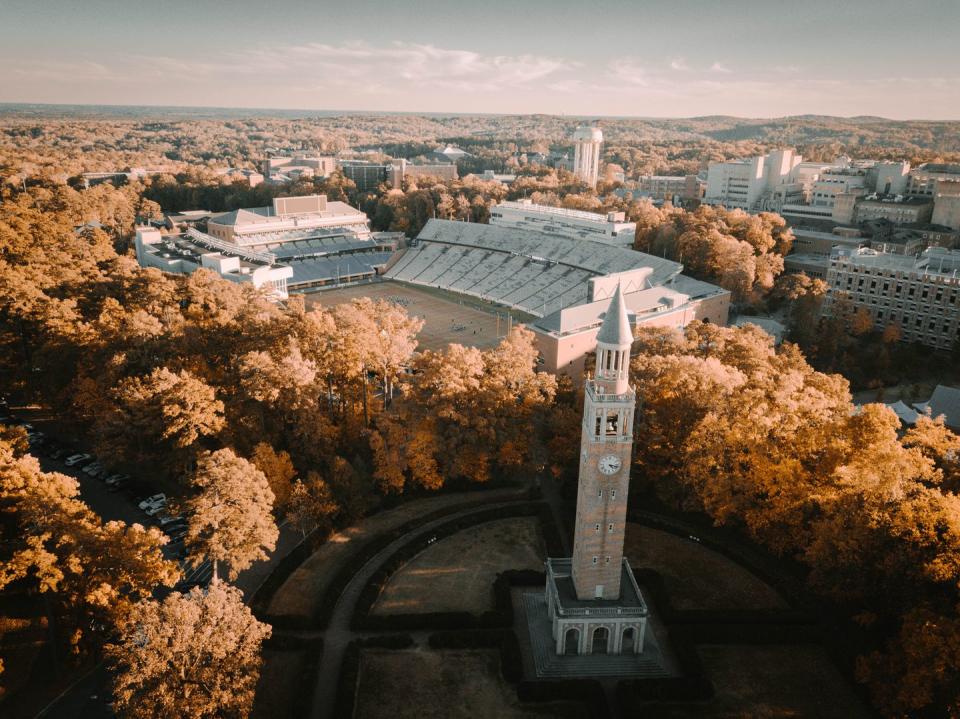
[573,125,603,188]
[543,286,649,656]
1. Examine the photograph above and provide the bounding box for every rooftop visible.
[496,200,634,225]
[547,558,647,616]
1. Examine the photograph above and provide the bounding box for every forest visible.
[0,112,959,717]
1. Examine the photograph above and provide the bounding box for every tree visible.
[285,471,339,538]
[250,442,297,510]
[0,438,179,654]
[104,367,225,468]
[184,449,278,581]
[106,583,271,719]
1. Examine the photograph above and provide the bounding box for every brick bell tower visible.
[570,285,635,600]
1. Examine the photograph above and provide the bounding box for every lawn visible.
[624,524,787,611]
[371,517,545,616]
[642,644,871,719]
[354,648,588,719]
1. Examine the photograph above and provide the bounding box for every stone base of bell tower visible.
[517,557,676,679]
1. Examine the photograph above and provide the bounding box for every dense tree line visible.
[633,202,794,302]
[613,322,960,716]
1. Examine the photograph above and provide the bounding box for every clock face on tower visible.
[598,454,622,475]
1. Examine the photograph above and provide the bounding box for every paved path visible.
[308,498,532,719]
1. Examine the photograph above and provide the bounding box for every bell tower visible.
[570,285,635,600]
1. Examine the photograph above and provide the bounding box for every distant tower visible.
[573,124,603,188]
[570,285,634,599]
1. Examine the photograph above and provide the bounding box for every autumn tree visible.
[184,449,278,581]
[106,582,271,719]
[250,442,297,510]
[0,437,179,654]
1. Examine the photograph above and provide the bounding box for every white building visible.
[135,227,293,299]
[262,155,336,183]
[704,149,805,211]
[489,199,636,246]
[137,195,403,296]
[206,195,370,245]
[572,125,603,188]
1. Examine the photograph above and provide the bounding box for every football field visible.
[303,281,526,352]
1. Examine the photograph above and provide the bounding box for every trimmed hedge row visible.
[631,568,815,628]
[517,680,609,718]
[332,634,416,719]
[427,628,608,718]
[314,493,539,629]
[616,628,714,709]
[251,529,321,629]
[261,633,325,718]
[351,503,547,631]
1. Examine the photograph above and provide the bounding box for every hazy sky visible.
[1,0,958,119]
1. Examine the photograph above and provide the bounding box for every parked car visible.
[138,493,166,510]
[65,453,93,467]
[157,514,184,527]
[104,473,130,485]
[106,477,130,492]
[144,502,167,517]
[46,445,65,459]
[82,461,104,476]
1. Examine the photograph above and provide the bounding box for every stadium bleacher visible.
[385,219,680,316]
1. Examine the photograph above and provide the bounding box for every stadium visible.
[138,197,730,375]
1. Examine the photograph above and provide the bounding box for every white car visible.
[64,453,92,467]
[144,502,167,517]
[138,493,166,510]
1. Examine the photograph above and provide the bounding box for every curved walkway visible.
[306,498,535,719]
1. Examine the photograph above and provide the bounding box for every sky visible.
[1,0,958,119]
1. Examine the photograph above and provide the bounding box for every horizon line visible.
[1,101,958,124]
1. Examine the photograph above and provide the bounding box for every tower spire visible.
[596,284,631,347]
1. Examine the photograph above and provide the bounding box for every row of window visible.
[591,556,612,565]
[597,489,617,499]
[595,523,616,533]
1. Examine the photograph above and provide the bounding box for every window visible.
[597,488,602,498]
[608,523,614,533]
[611,490,616,499]
[605,412,619,436]
[592,556,598,564]
[604,556,610,564]
[595,523,601,533]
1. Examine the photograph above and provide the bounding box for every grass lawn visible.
[642,644,871,719]
[354,648,588,719]
[372,517,544,616]
[267,489,525,621]
[624,524,787,611]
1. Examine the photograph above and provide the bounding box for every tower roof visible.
[596,285,632,346]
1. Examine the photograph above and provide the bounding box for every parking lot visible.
[2,402,213,592]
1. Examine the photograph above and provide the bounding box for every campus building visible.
[339,159,458,191]
[135,227,294,299]
[635,175,704,204]
[262,155,337,183]
[137,195,403,296]
[489,199,637,246]
[825,246,960,350]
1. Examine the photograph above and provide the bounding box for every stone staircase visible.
[521,593,672,679]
